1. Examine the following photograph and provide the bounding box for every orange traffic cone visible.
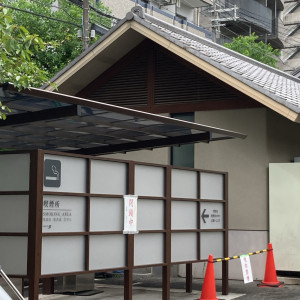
[258,243,284,288]
[199,254,218,300]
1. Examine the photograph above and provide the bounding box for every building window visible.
[171,112,194,168]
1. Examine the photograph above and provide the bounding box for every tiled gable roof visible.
[127,7,300,113]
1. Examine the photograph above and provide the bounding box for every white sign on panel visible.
[0,195,29,233]
[0,154,30,192]
[44,155,87,193]
[123,195,138,234]
[42,195,86,233]
[200,202,224,229]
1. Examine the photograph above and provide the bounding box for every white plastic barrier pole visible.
[0,266,25,300]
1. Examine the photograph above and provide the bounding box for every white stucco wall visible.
[102,106,300,279]
[195,108,268,230]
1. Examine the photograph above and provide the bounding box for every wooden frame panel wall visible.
[0,150,228,300]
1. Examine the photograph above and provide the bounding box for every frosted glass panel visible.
[89,235,126,270]
[138,200,164,230]
[200,172,224,200]
[90,198,123,231]
[0,154,30,191]
[134,165,164,197]
[134,233,164,266]
[41,236,85,275]
[43,196,86,233]
[90,160,127,195]
[171,169,197,199]
[200,202,224,230]
[171,201,197,229]
[171,233,197,262]
[200,232,224,260]
[0,236,28,275]
[0,195,29,233]
[44,155,87,193]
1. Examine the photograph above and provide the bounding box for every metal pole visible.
[83,0,90,51]
[0,268,25,300]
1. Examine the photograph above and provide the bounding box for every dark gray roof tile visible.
[133,11,300,113]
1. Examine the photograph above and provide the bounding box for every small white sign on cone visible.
[123,195,138,234]
[240,254,253,284]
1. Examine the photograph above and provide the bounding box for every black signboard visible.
[44,159,61,187]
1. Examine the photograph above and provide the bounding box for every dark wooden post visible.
[163,166,171,300]
[124,162,135,300]
[186,263,193,293]
[28,150,44,300]
[222,173,229,295]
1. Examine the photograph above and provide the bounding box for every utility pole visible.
[83,0,90,51]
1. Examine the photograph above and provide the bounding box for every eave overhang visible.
[0,83,246,155]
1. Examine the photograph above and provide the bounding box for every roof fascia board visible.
[0,105,79,126]
[71,132,213,155]
[130,21,300,123]
[45,22,132,92]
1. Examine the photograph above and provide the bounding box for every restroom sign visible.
[44,159,61,187]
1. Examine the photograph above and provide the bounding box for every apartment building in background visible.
[282,0,300,73]
[100,0,300,72]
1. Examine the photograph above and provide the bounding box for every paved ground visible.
[25,275,300,300]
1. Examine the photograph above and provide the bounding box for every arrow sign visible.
[201,209,209,223]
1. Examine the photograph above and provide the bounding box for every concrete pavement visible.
[24,275,300,300]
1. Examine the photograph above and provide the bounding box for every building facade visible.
[44,7,300,280]
[281,0,300,72]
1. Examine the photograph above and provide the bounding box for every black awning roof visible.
[0,83,246,155]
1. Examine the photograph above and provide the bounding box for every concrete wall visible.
[181,108,269,279]
[195,108,268,231]
[188,108,300,279]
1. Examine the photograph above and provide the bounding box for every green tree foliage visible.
[3,0,112,78]
[223,33,280,68]
[0,6,50,119]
